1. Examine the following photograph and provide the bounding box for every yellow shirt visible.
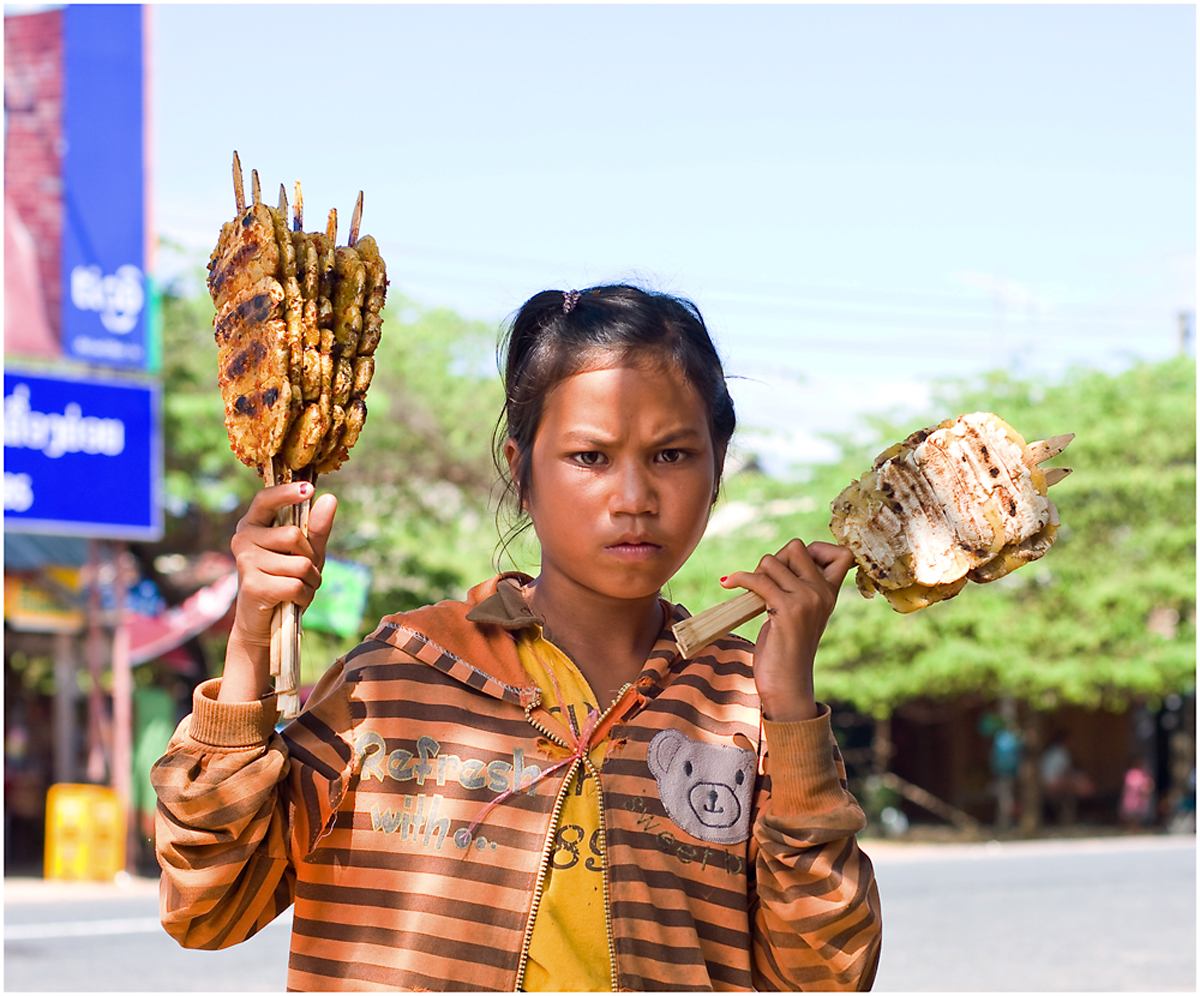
[516,629,612,992]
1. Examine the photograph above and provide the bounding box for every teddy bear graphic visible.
[646,729,757,845]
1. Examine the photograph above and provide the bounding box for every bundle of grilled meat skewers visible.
[207,152,388,715]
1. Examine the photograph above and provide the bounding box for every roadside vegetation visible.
[158,264,1196,827]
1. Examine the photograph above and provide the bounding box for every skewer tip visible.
[348,191,363,246]
[293,181,304,231]
[232,151,245,212]
[1028,433,1076,466]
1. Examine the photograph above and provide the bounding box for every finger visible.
[753,541,833,593]
[240,481,317,528]
[719,566,789,608]
[803,541,856,587]
[307,493,338,569]
[767,538,853,590]
[237,548,322,609]
[754,550,809,594]
[232,518,313,560]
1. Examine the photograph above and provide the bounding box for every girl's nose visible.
[611,462,657,515]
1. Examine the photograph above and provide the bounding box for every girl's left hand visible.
[720,539,856,723]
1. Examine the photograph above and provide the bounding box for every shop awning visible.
[126,572,238,665]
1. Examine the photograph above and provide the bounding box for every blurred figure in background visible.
[1118,757,1155,830]
[1166,767,1195,835]
[980,706,1023,831]
[1040,730,1094,825]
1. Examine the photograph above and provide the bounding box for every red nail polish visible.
[720,576,728,583]
[298,482,312,498]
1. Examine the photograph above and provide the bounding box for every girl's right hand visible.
[219,482,338,703]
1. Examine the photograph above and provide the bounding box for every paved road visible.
[4,834,1194,991]
[4,877,290,992]
[868,833,1196,991]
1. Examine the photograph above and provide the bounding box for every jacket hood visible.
[360,573,692,715]
[362,573,540,707]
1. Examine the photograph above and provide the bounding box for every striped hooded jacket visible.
[152,574,882,991]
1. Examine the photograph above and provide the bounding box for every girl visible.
[153,284,882,992]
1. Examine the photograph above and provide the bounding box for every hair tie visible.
[562,290,581,314]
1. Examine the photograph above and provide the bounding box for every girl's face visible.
[507,359,720,607]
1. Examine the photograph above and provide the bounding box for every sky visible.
[146,3,1195,475]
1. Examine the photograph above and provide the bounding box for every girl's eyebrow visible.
[560,427,707,448]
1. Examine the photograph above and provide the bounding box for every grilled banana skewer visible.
[829,413,1071,611]
[672,413,1073,658]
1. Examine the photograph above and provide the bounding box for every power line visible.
[154,226,1189,352]
[371,238,1184,335]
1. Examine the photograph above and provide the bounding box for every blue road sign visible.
[4,368,162,540]
[60,5,150,371]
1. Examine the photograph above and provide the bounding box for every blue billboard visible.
[4,368,162,540]
[60,4,150,370]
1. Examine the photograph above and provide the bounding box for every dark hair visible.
[493,284,736,550]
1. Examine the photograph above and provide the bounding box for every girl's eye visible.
[573,451,605,467]
[658,448,687,464]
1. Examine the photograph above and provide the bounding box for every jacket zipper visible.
[591,755,617,991]
[513,683,635,992]
[514,705,578,993]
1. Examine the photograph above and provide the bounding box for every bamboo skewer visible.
[672,433,1076,658]
[1027,433,1073,465]
[672,591,767,659]
[348,191,363,247]
[260,458,304,717]
[233,152,245,212]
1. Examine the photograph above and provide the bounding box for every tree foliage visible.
[159,263,1194,711]
[674,357,1196,718]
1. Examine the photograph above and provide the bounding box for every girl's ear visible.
[503,438,524,499]
[712,443,729,504]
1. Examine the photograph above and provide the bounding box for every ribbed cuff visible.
[186,678,280,749]
[762,704,847,816]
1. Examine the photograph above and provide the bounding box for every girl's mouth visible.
[606,541,663,560]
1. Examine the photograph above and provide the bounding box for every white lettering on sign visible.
[4,472,34,512]
[4,384,126,459]
[70,263,145,334]
[69,337,145,362]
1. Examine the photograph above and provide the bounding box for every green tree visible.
[675,357,1194,829]
[812,358,1196,716]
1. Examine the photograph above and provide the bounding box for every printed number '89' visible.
[549,824,602,872]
